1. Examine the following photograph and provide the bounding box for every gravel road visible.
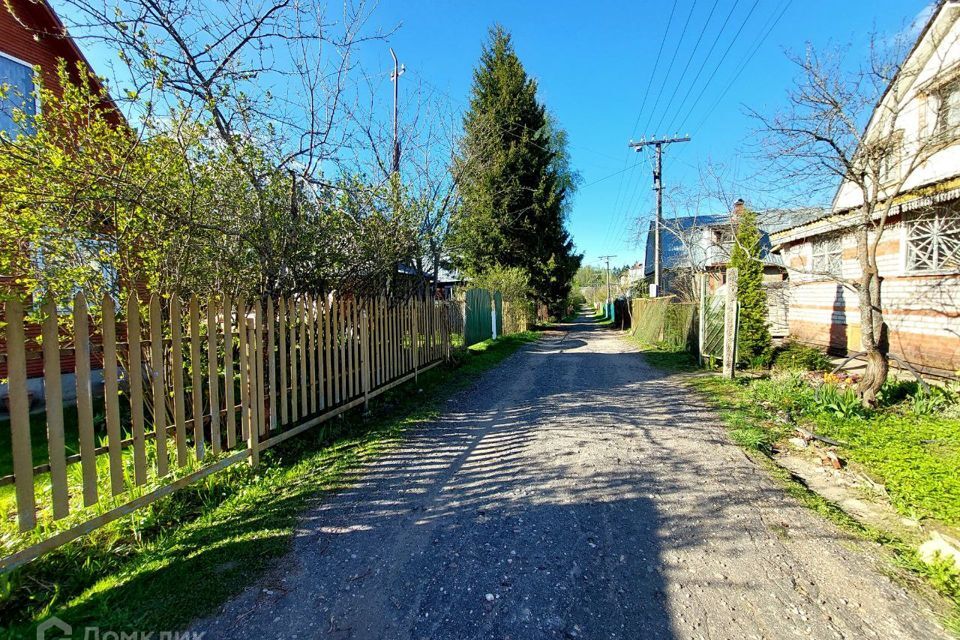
[193,313,950,640]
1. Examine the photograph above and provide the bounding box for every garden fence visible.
[0,292,459,570]
[630,298,697,351]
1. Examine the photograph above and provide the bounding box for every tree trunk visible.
[855,223,889,406]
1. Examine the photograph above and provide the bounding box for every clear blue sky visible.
[62,0,935,272]
[363,0,933,271]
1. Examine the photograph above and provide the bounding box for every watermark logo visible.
[37,617,71,640]
[36,618,204,640]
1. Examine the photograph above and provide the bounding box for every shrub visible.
[771,341,832,372]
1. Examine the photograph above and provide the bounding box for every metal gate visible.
[465,288,492,346]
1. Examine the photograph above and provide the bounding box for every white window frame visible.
[936,78,960,141]
[0,50,40,136]
[811,235,843,278]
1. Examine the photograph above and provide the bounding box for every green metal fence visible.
[465,289,491,346]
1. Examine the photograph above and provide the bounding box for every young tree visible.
[450,26,581,315]
[752,36,952,404]
[729,207,772,366]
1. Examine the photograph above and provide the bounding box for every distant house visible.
[771,1,960,375]
[644,201,821,337]
[1,0,122,403]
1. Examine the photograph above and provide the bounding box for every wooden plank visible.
[361,309,370,411]
[247,311,260,467]
[278,296,288,426]
[125,294,147,486]
[331,295,341,404]
[288,297,299,422]
[170,297,188,466]
[323,296,332,409]
[148,295,169,477]
[259,359,442,452]
[0,449,248,574]
[313,296,326,412]
[307,295,317,415]
[6,298,36,531]
[189,296,204,460]
[101,294,125,495]
[299,297,308,413]
[374,297,383,387]
[353,298,361,395]
[267,298,277,432]
[223,296,237,450]
[254,301,266,438]
[206,301,222,455]
[238,303,250,441]
[387,300,397,380]
[348,297,357,398]
[41,300,69,518]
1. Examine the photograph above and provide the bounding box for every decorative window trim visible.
[811,235,843,278]
[905,206,960,274]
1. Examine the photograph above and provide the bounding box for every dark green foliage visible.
[450,26,582,316]
[771,340,832,372]
[729,208,772,367]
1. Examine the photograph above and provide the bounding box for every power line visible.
[672,0,762,136]
[641,0,700,137]
[662,0,742,136]
[630,0,679,139]
[687,0,793,138]
[652,0,722,136]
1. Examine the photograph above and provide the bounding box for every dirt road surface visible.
[193,314,950,639]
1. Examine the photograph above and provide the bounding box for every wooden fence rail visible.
[0,292,459,571]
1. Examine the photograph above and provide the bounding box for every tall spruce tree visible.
[729,207,772,366]
[451,26,581,315]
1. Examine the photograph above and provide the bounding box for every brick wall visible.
[781,213,960,373]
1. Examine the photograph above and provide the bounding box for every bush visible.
[771,341,832,372]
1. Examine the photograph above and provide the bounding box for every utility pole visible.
[628,135,690,297]
[390,48,405,174]
[599,254,616,320]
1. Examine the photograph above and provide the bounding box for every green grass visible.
[637,346,960,627]
[0,331,540,637]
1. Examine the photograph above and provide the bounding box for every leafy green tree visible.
[451,26,581,316]
[729,208,772,366]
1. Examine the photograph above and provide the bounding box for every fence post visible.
[698,273,707,366]
[5,298,36,531]
[361,308,371,412]
[247,315,261,467]
[412,299,419,383]
[490,292,498,341]
[723,268,739,379]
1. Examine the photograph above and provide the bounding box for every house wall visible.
[1,1,120,399]
[835,4,960,212]
[780,213,960,373]
[0,0,96,99]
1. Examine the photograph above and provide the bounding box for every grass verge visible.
[633,343,960,633]
[0,331,540,637]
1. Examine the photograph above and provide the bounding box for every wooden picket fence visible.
[1,292,457,570]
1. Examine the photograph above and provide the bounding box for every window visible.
[938,80,960,138]
[812,236,843,277]
[879,132,903,184]
[907,209,960,272]
[0,52,37,138]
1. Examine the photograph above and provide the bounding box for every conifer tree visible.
[451,26,581,315]
[729,207,772,366]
